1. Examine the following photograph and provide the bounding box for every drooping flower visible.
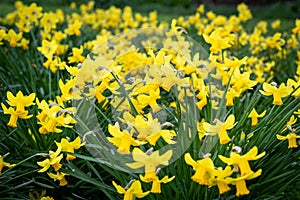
[248,108,266,126]
[218,146,265,176]
[277,132,300,148]
[0,155,16,174]
[184,153,215,185]
[203,114,237,144]
[37,145,63,172]
[208,166,233,194]
[140,175,175,193]
[1,105,32,127]
[47,172,69,186]
[227,169,262,196]
[5,29,22,47]
[36,99,76,134]
[259,82,292,105]
[203,28,232,53]
[5,91,35,112]
[68,46,85,64]
[112,180,150,200]
[107,124,145,154]
[1,91,35,127]
[126,148,173,181]
[55,136,85,160]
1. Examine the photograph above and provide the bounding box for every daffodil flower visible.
[227,169,262,196]
[248,108,266,126]
[55,136,85,160]
[203,28,232,53]
[36,99,76,134]
[276,133,300,148]
[0,155,16,173]
[1,91,35,127]
[137,88,161,112]
[5,29,22,47]
[140,174,175,193]
[126,148,173,180]
[1,105,32,127]
[112,180,150,200]
[209,166,233,194]
[203,114,237,144]
[47,172,68,186]
[68,46,85,64]
[37,145,63,172]
[59,79,75,102]
[107,124,145,154]
[65,20,82,36]
[259,82,292,105]
[37,39,58,59]
[146,130,177,146]
[5,91,35,113]
[184,153,215,185]
[218,146,265,176]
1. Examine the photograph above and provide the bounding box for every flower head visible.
[218,146,265,176]
[203,114,237,144]
[0,155,16,174]
[112,180,150,200]
[184,153,215,185]
[277,132,300,148]
[55,136,85,160]
[126,148,173,180]
[260,82,292,105]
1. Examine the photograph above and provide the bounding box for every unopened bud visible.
[270,81,277,87]
[232,146,242,154]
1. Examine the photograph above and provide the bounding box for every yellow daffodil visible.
[277,132,300,148]
[226,88,239,107]
[184,153,215,185]
[209,166,233,194]
[146,129,177,146]
[218,146,265,176]
[59,79,75,102]
[37,39,58,59]
[107,124,145,154]
[0,155,16,173]
[41,197,54,200]
[5,29,22,47]
[237,3,252,22]
[5,91,35,112]
[68,46,85,64]
[65,20,82,36]
[126,148,173,180]
[40,12,59,32]
[231,71,257,93]
[112,180,150,200]
[36,99,76,134]
[248,108,266,126]
[227,169,262,196]
[37,145,63,172]
[140,175,175,193]
[271,20,281,29]
[203,28,232,54]
[203,114,237,144]
[130,113,161,139]
[55,136,85,160]
[1,91,35,127]
[292,19,300,36]
[197,119,206,141]
[47,172,68,186]
[137,88,161,112]
[260,82,292,105]
[1,104,32,127]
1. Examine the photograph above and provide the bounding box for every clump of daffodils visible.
[0,1,300,199]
